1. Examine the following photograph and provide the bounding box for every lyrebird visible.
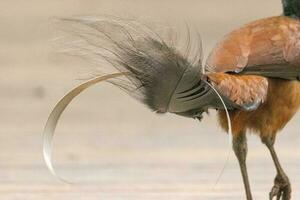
[44,0,300,199]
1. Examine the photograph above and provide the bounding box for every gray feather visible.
[56,16,237,118]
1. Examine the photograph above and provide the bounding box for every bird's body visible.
[205,15,300,199]
[206,16,300,137]
[44,0,300,199]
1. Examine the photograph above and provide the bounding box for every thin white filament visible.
[43,72,128,182]
[203,80,233,191]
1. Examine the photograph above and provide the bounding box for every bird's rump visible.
[207,73,268,109]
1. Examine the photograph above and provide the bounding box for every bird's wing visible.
[207,73,268,111]
[205,16,300,110]
[206,16,300,80]
[240,16,300,80]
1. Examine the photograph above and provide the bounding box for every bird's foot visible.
[269,174,291,200]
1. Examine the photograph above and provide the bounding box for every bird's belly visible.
[218,79,300,137]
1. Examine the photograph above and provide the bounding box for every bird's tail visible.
[55,16,235,116]
[44,16,237,181]
[282,0,300,19]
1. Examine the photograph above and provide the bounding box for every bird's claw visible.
[269,185,281,200]
[269,175,291,200]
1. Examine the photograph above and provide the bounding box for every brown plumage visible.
[207,16,300,137]
[217,78,300,137]
[206,15,300,200]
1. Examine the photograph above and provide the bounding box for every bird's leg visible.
[261,135,291,200]
[232,131,253,200]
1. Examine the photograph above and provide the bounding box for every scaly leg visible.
[233,131,253,200]
[261,136,291,200]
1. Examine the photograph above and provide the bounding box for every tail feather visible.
[45,16,238,181]
[56,16,237,117]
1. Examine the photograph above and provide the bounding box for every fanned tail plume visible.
[55,16,235,115]
[44,16,238,180]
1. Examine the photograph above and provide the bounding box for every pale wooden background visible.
[1,0,300,199]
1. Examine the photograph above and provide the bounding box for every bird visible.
[43,0,300,199]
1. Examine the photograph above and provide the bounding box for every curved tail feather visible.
[45,16,239,183]
[43,72,128,181]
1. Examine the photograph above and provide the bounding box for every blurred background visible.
[1,0,300,199]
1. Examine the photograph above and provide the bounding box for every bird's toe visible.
[269,184,281,200]
[269,175,291,200]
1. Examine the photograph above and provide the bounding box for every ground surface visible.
[1,0,300,199]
